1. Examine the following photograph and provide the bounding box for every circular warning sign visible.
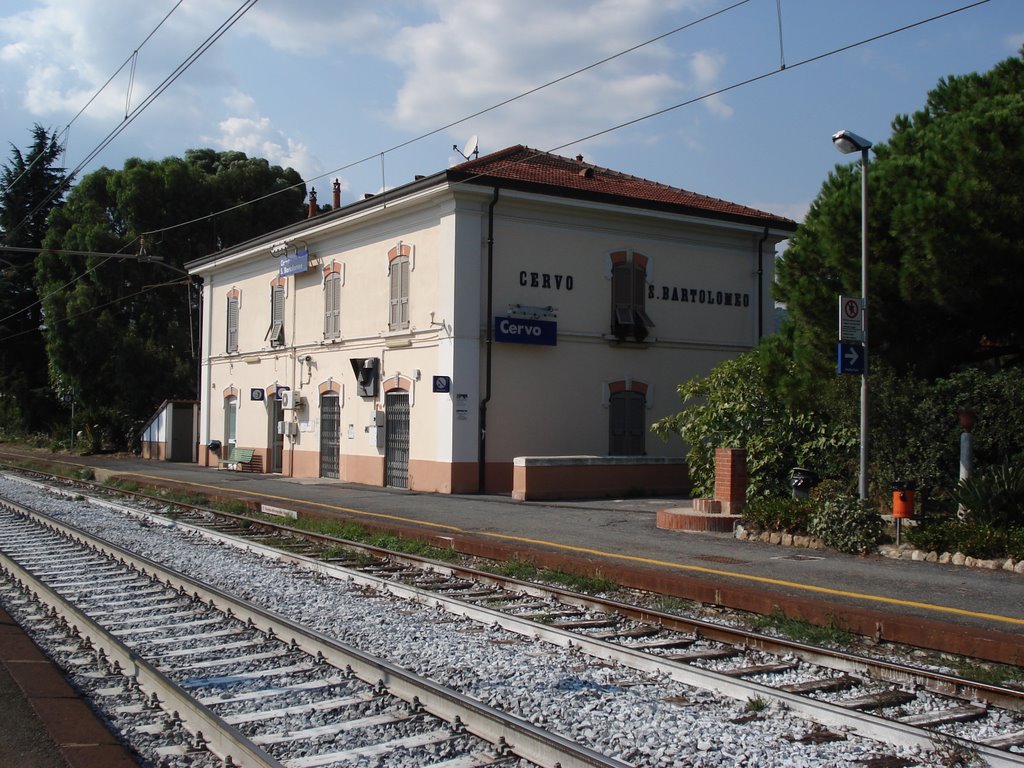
[839,296,864,342]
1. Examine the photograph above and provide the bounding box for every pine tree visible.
[0,125,71,434]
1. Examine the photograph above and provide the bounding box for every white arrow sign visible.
[844,345,861,367]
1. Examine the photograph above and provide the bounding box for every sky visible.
[1,0,1021,232]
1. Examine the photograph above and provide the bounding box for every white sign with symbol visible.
[839,296,864,342]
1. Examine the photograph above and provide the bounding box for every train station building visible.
[186,146,795,496]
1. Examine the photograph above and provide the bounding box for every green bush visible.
[808,496,885,554]
[652,350,856,500]
[907,517,1024,560]
[742,498,813,535]
[954,464,1024,528]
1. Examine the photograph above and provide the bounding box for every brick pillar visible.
[714,448,747,515]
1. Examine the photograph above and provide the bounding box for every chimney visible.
[332,179,341,209]
[307,187,317,218]
[576,154,584,162]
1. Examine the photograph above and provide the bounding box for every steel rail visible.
[34,470,1018,712]
[0,539,284,768]
[0,495,630,768]
[14,486,1022,766]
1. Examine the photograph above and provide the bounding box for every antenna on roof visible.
[453,134,479,160]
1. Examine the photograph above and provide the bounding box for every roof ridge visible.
[446,144,795,228]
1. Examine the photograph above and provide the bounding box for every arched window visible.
[610,250,653,341]
[224,395,238,449]
[324,271,341,339]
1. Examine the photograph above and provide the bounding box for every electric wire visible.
[0,0,185,198]
[0,0,993,344]
[141,0,754,238]
[2,0,258,246]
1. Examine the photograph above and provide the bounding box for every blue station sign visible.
[279,248,309,277]
[494,316,557,346]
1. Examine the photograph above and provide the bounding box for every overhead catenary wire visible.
[141,0,754,238]
[0,0,993,344]
[0,0,185,199]
[2,0,258,246]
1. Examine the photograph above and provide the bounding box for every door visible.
[269,397,284,473]
[319,393,340,479]
[385,391,409,489]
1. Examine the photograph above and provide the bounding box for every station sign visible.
[279,248,309,277]
[494,316,557,346]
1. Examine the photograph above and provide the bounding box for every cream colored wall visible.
[197,193,458,477]
[195,184,785,484]
[473,192,783,463]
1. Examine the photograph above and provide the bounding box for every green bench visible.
[218,447,261,472]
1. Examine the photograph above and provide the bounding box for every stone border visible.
[735,524,1024,576]
[877,544,1024,575]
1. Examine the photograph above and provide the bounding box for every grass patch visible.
[655,595,697,614]
[478,558,617,594]
[541,569,617,594]
[483,557,540,581]
[745,695,769,713]
[103,478,141,493]
[945,658,1024,687]
[751,609,854,646]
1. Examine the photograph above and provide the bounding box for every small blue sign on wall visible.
[494,316,557,346]
[279,248,309,277]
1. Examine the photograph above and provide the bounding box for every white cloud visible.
[1007,32,1024,52]
[210,97,321,182]
[382,0,721,153]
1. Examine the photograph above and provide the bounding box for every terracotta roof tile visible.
[447,145,796,230]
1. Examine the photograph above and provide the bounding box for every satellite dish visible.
[454,135,480,160]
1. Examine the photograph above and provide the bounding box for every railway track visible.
[3,470,1024,766]
[0,495,625,768]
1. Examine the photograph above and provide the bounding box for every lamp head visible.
[832,129,872,155]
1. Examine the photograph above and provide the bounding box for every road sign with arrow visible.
[837,342,865,375]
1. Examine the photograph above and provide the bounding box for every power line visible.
[0,0,993,344]
[0,1,185,199]
[142,0,754,238]
[2,0,258,245]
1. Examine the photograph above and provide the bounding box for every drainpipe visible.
[479,187,499,493]
[757,226,769,340]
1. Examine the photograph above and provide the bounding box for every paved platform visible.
[2,448,1022,667]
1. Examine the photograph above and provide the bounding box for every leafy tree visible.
[36,150,305,450]
[0,124,71,434]
[652,342,858,500]
[776,51,1024,380]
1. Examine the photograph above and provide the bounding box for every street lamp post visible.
[832,129,872,501]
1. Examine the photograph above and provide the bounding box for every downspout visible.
[757,226,769,340]
[478,186,499,493]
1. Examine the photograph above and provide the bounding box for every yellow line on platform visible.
[6,457,1024,629]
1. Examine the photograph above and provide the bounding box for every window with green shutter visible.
[324,273,341,339]
[389,255,409,331]
[226,296,239,353]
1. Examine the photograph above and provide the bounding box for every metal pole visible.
[859,147,869,501]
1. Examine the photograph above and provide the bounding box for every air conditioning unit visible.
[281,390,301,409]
[277,420,298,436]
